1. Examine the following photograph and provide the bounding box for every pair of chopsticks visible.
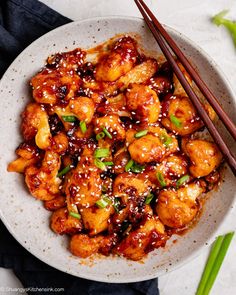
[134,0,236,176]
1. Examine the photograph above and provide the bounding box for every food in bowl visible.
[8,35,223,261]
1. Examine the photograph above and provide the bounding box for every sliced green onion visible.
[103,161,114,166]
[196,232,234,295]
[80,121,87,134]
[94,158,106,170]
[134,129,148,138]
[103,127,112,139]
[96,132,105,141]
[94,148,109,158]
[96,196,111,208]
[130,162,145,173]
[170,114,182,128]
[145,193,154,204]
[69,211,81,219]
[113,198,120,213]
[156,171,166,187]
[176,174,190,188]
[62,115,77,122]
[125,159,134,172]
[160,133,173,147]
[57,165,71,177]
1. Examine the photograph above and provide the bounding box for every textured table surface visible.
[0,0,235,294]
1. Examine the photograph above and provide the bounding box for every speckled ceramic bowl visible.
[0,16,235,283]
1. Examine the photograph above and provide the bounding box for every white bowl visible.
[0,16,235,283]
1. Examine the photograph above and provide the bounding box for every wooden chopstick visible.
[134,0,236,176]
[136,0,236,142]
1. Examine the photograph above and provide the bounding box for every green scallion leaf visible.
[80,121,87,134]
[94,148,109,158]
[196,232,234,295]
[57,165,71,177]
[62,115,77,122]
[156,171,166,187]
[94,158,106,170]
[145,193,154,204]
[160,133,173,147]
[125,159,134,172]
[96,196,111,208]
[130,162,145,173]
[134,130,148,138]
[113,198,120,213]
[69,211,81,219]
[96,132,105,141]
[103,127,113,139]
[176,174,190,188]
[103,161,114,166]
[170,114,182,128]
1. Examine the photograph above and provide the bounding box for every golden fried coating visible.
[21,103,51,149]
[70,234,103,258]
[156,182,204,228]
[44,195,66,211]
[8,143,40,173]
[25,151,61,200]
[128,131,178,165]
[113,172,151,198]
[95,36,137,82]
[183,139,222,177]
[81,205,114,236]
[50,207,82,235]
[94,115,126,141]
[114,217,167,261]
[126,84,160,123]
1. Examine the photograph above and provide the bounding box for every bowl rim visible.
[0,15,235,283]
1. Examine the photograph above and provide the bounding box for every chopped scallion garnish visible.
[196,232,234,295]
[160,133,173,147]
[170,114,182,128]
[62,115,77,122]
[134,130,148,138]
[125,159,134,172]
[113,198,120,213]
[94,148,109,158]
[96,196,111,208]
[156,171,166,187]
[94,158,106,170]
[176,174,190,188]
[130,162,145,173]
[103,161,114,166]
[80,121,87,134]
[145,193,154,204]
[57,165,71,177]
[69,211,81,219]
[103,127,112,139]
[96,132,105,141]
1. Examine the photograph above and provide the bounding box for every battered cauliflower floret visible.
[182,139,222,177]
[50,207,82,235]
[145,154,189,188]
[70,234,103,258]
[95,36,138,82]
[44,195,66,211]
[156,182,205,228]
[7,143,40,173]
[94,115,126,141]
[54,96,95,125]
[128,130,178,165]
[113,172,152,198]
[161,95,203,136]
[49,132,68,154]
[64,149,102,208]
[21,103,51,149]
[173,61,192,96]
[114,217,167,261]
[81,205,114,236]
[126,83,161,123]
[25,151,61,200]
